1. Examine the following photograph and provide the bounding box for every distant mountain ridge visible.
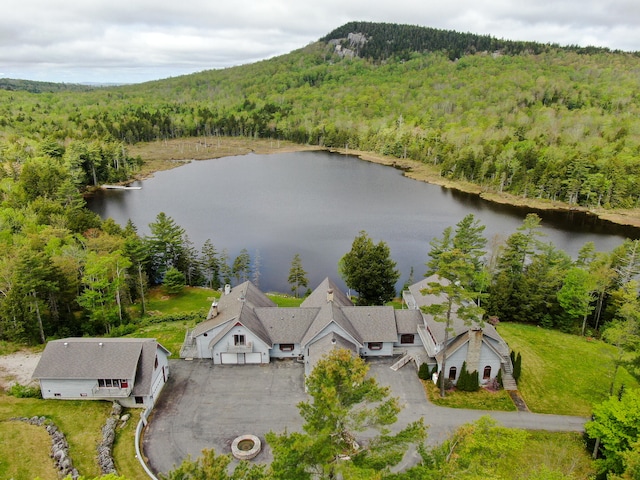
[321,21,628,61]
[0,78,97,93]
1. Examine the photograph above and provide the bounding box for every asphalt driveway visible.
[143,357,588,476]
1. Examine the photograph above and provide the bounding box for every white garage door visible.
[220,353,238,364]
[245,352,262,364]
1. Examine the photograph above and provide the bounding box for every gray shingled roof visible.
[307,332,358,373]
[193,281,276,337]
[341,306,398,342]
[394,310,422,334]
[256,307,319,343]
[300,302,363,347]
[301,277,353,308]
[32,338,169,382]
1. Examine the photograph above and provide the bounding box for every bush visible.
[8,383,41,398]
[418,362,431,380]
[436,371,454,391]
[513,352,522,382]
[496,369,503,388]
[457,362,480,392]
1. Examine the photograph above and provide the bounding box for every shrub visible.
[513,352,522,382]
[496,369,503,388]
[436,371,454,391]
[418,362,431,380]
[8,383,41,398]
[457,362,480,392]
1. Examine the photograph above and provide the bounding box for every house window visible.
[98,379,105,387]
[154,355,159,369]
[400,334,415,344]
[80,393,87,397]
[234,334,245,346]
[135,396,144,404]
[483,366,492,380]
[279,344,294,352]
[54,393,61,397]
[448,366,457,380]
[105,379,113,388]
[368,342,383,350]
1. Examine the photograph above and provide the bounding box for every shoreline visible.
[124,137,640,230]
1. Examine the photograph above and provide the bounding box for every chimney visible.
[327,288,334,303]
[211,301,219,318]
[465,329,483,373]
[224,284,231,296]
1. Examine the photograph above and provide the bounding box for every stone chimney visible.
[211,301,218,318]
[327,288,334,303]
[465,329,483,373]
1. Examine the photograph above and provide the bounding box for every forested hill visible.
[320,21,626,61]
[2,22,640,211]
[0,78,96,93]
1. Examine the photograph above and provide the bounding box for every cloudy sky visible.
[2,0,639,84]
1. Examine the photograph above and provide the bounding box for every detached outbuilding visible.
[32,337,171,409]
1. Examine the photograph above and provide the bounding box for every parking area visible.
[143,358,308,474]
[142,356,588,476]
[142,357,430,475]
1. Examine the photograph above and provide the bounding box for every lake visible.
[86,151,639,293]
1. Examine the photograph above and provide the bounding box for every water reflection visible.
[87,151,639,293]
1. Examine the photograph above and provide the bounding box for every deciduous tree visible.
[267,349,425,479]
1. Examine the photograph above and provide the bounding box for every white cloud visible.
[1,0,638,83]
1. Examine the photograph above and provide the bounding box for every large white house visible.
[32,338,171,408]
[180,276,515,387]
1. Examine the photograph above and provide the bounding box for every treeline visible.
[0,78,96,93]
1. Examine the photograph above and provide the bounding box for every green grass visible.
[141,286,217,316]
[0,395,112,479]
[266,293,305,307]
[112,410,148,480]
[422,379,517,411]
[127,320,198,358]
[497,322,639,416]
[0,420,58,480]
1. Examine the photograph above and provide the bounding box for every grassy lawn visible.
[497,322,639,416]
[141,286,216,316]
[112,410,149,480]
[506,431,595,479]
[0,395,112,479]
[422,379,517,411]
[0,420,58,480]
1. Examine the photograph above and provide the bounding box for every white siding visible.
[444,346,468,383]
[39,378,131,400]
[360,342,394,357]
[270,343,303,358]
[195,323,227,358]
[211,325,270,365]
[477,342,502,383]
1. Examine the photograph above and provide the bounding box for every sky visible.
[2,0,639,85]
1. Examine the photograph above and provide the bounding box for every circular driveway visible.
[143,358,588,476]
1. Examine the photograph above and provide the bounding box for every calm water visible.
[87,151,639,293]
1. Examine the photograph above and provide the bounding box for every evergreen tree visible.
[339,230,400,305]
[287,253,308,298]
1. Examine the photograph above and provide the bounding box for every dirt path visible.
[0,351,41,390]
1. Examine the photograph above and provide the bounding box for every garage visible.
[220,353,238,364]
[245,352,262,364]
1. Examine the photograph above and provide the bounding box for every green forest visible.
[1,22,640,344]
